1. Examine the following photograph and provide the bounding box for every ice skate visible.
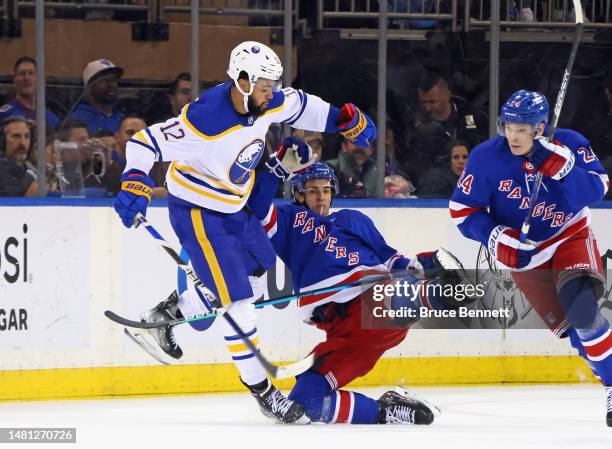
[124,291,183,364]
[245,378,310,424]
[378,387,435,425]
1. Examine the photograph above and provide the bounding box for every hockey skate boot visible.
[606,386,612,427]
[244,378,310,425]
[378,388,435,425]
[124,291,183,364]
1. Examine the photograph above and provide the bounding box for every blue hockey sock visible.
[289,370,379,424]
[574,313,612,385]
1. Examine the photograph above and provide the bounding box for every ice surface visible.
[0,385,610,449]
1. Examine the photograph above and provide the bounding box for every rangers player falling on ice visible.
[113,41,377,425]
[449,90,612,426]
[245,154,476,425]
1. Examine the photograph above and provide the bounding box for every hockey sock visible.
[289,370,379,424]
[575,312,612,385]
[220,299,267,386]
[177,283,215,332]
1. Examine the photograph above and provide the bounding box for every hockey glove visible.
[488,225,537,270]
[114,169,155,228]
[266,136,315,181]
[529,137,575,180]
[335,103,377,149]
[407,251,440,279]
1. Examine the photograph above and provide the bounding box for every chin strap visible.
[233,79,253,113]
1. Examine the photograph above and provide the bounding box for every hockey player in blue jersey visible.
[449,90,611,426]
[112,41,376,424]
[246,154,476,425]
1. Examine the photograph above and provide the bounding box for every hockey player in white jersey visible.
[113,41,376,424]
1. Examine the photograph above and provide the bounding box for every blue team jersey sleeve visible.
[554,130,609,207]
[247,169,281,221]
[449,144,499,246]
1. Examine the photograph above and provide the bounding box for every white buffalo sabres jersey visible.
[125,81,333,213]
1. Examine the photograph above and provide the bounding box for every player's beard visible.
[247,96,267,117]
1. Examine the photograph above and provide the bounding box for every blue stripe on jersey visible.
[232,352,257,361]
[129,137,157,155]
[145,128,163,160]
[177,169,242,197]
[286,90,308,125]
[224,327,257,341]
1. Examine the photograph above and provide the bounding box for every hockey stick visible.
[519,0,584,243]
[105,269,414,330]
[120,213,313,379]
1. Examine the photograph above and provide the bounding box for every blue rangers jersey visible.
[450,127,609,270]
[248,171,410,319]
[123,81,339,213]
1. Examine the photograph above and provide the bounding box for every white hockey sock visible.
[220,297,267,386]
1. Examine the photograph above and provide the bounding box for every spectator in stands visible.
[0,56,60,130]
[144,73,192,124]
[293,129,325,162]
[401,70,485,182]
[0,116,38,197]
[104,114,152,196]
[304,132,324,162]
[327,139,379,198]
[57,119,110,191]
[70,59,124,135]
[417,139,469,198]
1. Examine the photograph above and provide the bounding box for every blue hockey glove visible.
[335,103,377,149]
[114,169,155,228]
[266,136,315,181]
[529,137,575,180]
[407,251,440,279]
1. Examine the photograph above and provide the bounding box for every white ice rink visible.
[1,384,610,449]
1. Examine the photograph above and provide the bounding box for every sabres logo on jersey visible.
[230,139,265,184]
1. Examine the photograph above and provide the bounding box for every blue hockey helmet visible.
[497,90,549,135]
[290,161,338,202]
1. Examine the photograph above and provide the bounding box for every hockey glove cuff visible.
[530,137,575,180]
[114,169,155,228]
[488,225,537,270]
[335,103,377,149]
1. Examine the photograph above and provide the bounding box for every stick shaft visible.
[519,0,583,243]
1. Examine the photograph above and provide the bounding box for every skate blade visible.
[123,328,172,365]
[394,386,442,417]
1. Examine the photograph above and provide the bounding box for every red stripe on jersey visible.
[584,329,612,360]
[449,206,482,219]
[537,216,588,251]
[263,206,277,233]
[336,391,352,423]
[298,269,388,307]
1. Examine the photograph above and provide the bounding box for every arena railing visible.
[464,0,612,30]
[316,0,459,32]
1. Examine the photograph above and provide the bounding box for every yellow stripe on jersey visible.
[227,337,260,353]
[190,209,232,306]
[260,103,285,117]
[169,162,255,205]
[132,130,150,145]
[181,104,244,140]
[174,163,245,196]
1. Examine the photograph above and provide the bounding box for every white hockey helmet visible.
[227,41,283,112]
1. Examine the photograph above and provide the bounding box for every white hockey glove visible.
[266,137,316,181]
